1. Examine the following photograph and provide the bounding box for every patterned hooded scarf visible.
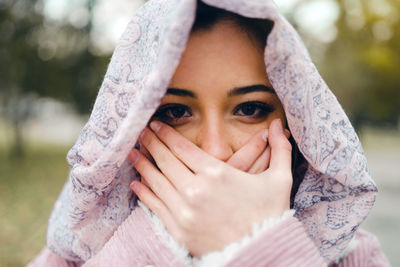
[46,0,378,264]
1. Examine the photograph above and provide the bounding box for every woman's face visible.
[152,20,285,162]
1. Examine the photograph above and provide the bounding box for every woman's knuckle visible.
[203,165,223,179]
[148,137,159,150]
[179,208,195,228]
[151,200,163,214]
[144,177,160,195]
[233,161,247,171]
[171,140,188,157]
[184,185,201,202]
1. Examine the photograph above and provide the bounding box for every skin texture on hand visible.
[128,118,292,257]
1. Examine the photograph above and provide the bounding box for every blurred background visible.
[0,0,399,265]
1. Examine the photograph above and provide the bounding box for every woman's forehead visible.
[169,21,271,96]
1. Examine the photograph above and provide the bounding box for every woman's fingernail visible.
[150,121,162,132]
[128,150,139,164]
[284,129,291,138]
[262,129,268,142]
[130,182,140,193]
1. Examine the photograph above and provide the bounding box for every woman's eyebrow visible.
[228,84,275,96]
[166,84,274,98]
[166,88,197,98]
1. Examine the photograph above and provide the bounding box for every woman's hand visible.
[128,118,293,257]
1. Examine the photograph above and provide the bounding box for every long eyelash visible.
[233,101,275,114]
[151,104,192,125]
[152,104,190,117]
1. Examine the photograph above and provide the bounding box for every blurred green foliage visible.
[0,0,108,113]
[0,0,109,156]
[0,145,70,266]
[319,0,400,127]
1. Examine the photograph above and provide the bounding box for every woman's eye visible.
[152,104,192,124]
[234,101,275,118]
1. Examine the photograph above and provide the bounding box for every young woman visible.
[29,0,389,266]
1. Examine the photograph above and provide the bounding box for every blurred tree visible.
[320,0,400,128]
[1,0,399,159]
[0,0,109,157]
[280,0,399,129]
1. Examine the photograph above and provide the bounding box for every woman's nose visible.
[197,124,233,162]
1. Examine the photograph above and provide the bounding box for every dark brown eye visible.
[234,101,275,118]
[152,104,192,125]
[169,106,187,118]
[241,103,257,115]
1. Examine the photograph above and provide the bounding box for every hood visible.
[46,0,377,263]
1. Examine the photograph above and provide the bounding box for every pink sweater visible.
[29,205,390,267]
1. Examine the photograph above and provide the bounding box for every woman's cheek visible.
[171,122,203,147]
[227,123,265,152]
[272,101,287,127]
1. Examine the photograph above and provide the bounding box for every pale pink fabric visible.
[39,0,378,265]
[28,249,82,267]
[336,230,391,267]
[29,205,390,266]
